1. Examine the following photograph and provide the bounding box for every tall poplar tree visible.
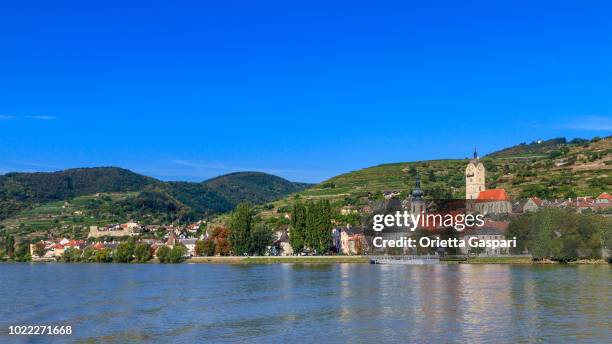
[229,202,254,255]
[290,202,306,253]
[314,200,332,254]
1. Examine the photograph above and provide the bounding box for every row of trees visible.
[289,200,333,254]
[61,238,186,264]
[507,208,611,262]
[228,203,273,256]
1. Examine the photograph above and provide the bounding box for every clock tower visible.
[465,149,485,199]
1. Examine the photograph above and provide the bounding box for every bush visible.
[507,208,608,261]
[156,246,172,263]
[82,247,97,262]
[95,248,112,263]
[62,248,82,263]
[134,243,152,263]
[195,240,215,256]
[113,241,135,263]
[169,246,186,263]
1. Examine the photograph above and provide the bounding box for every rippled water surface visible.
[0,263,610,343]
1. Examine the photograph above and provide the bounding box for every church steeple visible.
[466,149,485,200]
[412,172,423,200]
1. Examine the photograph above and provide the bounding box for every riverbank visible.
[187,256,609,265]
[5,256,608,265]
[187,256,371,264]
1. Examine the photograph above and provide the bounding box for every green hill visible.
[271,136,611,210]
[486,137,587,158]
[0,168,310,239]
[0,167,156,221]
[203,172,312,205]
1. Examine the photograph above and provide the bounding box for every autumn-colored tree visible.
[33,242,47,257]
[215,238,232,256]
[212,227,229,239]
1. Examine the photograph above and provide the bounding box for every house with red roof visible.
[92,242,107,250]
[474,188,512,214]
[596,192,612,204]
[518,197,544,213]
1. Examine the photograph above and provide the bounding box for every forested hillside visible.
[0,168,311,239]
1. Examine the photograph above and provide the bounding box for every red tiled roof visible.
[477,189,509,201]
[530,197,543,206]
[597,192,612,200]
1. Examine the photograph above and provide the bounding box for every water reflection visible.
[0,264,609,343]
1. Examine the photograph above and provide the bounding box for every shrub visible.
[156,246,171,263]
[134,243,152,263]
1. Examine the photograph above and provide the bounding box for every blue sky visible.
[0,1,611,183]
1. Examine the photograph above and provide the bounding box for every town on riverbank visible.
[2,148,610,265]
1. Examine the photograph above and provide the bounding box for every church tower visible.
[465,149,485,199]
[410,172,425,214]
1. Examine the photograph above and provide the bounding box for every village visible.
[27,153,611,262]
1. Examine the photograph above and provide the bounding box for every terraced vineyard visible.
[270,137,611,210]
[0,193,138,240]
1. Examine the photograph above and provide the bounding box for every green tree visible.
[529,209,555,260]
[82,247,97,262]
[5,234,15,258]
[134,243,152,263]
[508,208,609,262]
[95,248,113,263]
[506,215,530,254]
[229,203,254,255]
[62,248,82,263]
[169,245,186,263]
[195,239,215,256]
[14,243,31,262]
[305,200,332,254]
[250,222,273,256]
[156,245,172,263]
[114,240,135,263]
[289,202,306,253]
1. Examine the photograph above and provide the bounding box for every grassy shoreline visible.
[187,256,371,264]
[186,256,609,265]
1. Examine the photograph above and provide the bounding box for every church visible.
[465,150,485,200]
[465,150,512,214]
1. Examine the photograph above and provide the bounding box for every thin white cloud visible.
[0,114,57,121]
[26,115,57,120]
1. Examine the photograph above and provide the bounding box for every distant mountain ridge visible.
[0,167,311,222]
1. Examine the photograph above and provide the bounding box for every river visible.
[0,263,610,343]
